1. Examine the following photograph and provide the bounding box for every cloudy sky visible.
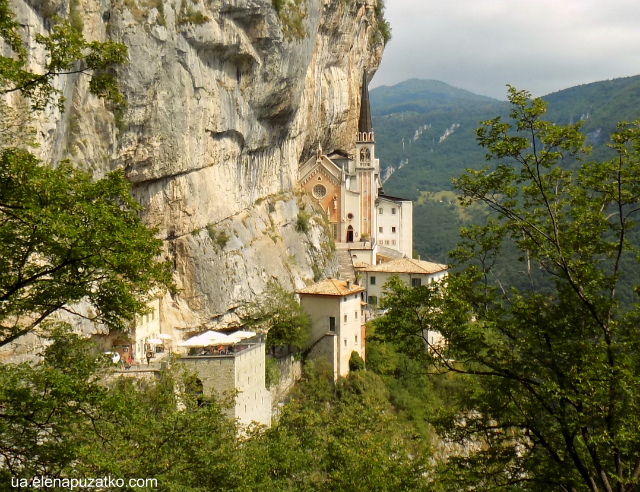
[371,0,640,100]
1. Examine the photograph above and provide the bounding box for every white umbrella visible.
[179,330,232,347]
[199,330,232,344]
[147,338,164,345]
[157,333,172,340]
[227,330,257,342]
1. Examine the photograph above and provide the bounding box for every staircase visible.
[335,247,356,282]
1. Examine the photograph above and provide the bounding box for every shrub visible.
[349,351,365,372]
[206,225,230,250]
[265,356,280,388]
[295,211,310,233]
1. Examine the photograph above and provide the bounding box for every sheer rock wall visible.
[9,0,383,328]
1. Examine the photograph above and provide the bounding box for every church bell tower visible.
[355,70,378,240]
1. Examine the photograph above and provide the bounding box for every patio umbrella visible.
[227,330,257,342]
[157,333,172,340]
[147,338,164,345]
[179,330,232,347]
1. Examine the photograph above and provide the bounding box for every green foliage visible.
[265,355,280,388]
[295,210,311,233]
[0,327,242,486]
[206,224,230,250]
[69,0,84,33]
[0,330,429,490]
[155,0,166,26]
[373,0,391,45]
[348,350,365,371]
[242,361,431,490]
[0,150,172,347]
[272,0,307,40]
[177,0,210,26]
[0,0,127,111]
[366,323,466,442]
[371,76,640,265]
[243,281,311,352]
[378,87,640,490]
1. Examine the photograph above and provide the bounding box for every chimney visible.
[346,280,351,290]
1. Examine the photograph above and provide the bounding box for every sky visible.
[371,0,640,100]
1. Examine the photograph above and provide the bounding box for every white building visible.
[355,258,448,307]
[132,297,163,363]
[356,258,448,352]
[376,193,413,259]
[298,279,366,380]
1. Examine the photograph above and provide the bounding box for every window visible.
[355,335,358,344]
[379,227,383,233]
[412,278,422,287]
[347,212,354,220]
[312,184,327,198]
[379,207,383,214]
[344,339,347,347]
[370,276,376,285]
[329,316,336,331]
[392,240,396,245]
[332,223,338,239]
[355,311,358,319]
[391,227,396,233]
[344,314,347,323]
[391,207,396,215]
[368,295,378,306]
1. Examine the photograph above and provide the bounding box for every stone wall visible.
[269,353,302,411]
[307,333,338,381]
[179,338,271,427]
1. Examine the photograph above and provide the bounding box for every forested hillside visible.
[371,75,640,262]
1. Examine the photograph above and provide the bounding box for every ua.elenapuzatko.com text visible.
[10,476,158,489]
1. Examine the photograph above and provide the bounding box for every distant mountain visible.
[371,79,500,116]
[371,75,640,263]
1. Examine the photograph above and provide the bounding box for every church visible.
[298,71,413,264]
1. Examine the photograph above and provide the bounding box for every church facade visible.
[298,71,413,261]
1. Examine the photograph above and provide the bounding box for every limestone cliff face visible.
[10,0,382,328]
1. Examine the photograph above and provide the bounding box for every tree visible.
[0,326,242,488]
[243,281,311,353]
[0,0,127,111]
[0,0,170,347]
[241,360,431,491]
[0,151,172,347]
[374,87,640,491]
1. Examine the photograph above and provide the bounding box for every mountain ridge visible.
[370,74,640,263]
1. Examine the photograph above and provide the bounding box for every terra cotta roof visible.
[297,278,366,296]
[354,258,448,275]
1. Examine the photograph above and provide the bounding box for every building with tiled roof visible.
[355,258,448,307]
[297,278,366,380]
[297,278,366,297]
[356,258,448,275]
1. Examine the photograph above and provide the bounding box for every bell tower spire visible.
[357,70,374,142]
[355,69,378,242]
